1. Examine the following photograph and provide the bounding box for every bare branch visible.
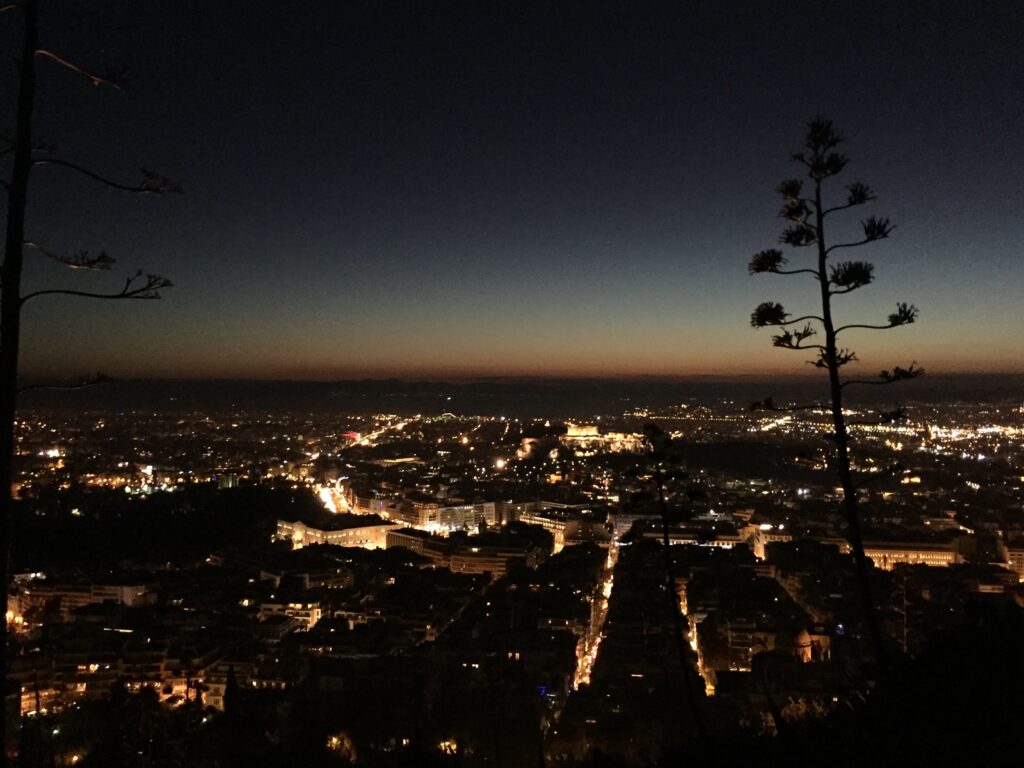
[748,248,819,277]
[773,341,825,351]
[24,240,115,270]
[776,182,816,225]
[779,223,817,247]
[790,152,813,171]
[35,49,130,89]
[18,373,112,396]
[32,159,183,193]
[823,182,876,216]
[879,363,925,383]
[780,315,824,325]
[786,347,829,356]
[772,323,824,351]
[810,348,858,370]
[750,302,824,329]
[887,301,919,327]
[779,197,812,223]
[778,268,819,277]
[825,238,872,255]
[21,270,173,304]
[836,303,919,334]
[841,362,925,389]
[825,216,895,255]
[835,323,895,333]
[835,349,859,367]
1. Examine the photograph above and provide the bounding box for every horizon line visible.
[17,370,1024,386]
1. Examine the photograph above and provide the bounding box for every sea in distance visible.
[17,374,1024,419]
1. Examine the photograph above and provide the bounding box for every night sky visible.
[6,1,1023,380]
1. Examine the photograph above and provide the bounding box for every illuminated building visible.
[385,527,550,576]
[632,520,745,549]
[744,523,794,559]
[10,641,221,716]
[825,538,961,569]
[345,485,402,518]
[396,495,442,528]
[391,494,499,531]
[259,602,322,631]
[17,581,156,620]
[519,508,612,553]
[608,510,660,538]
[560,423,644,454]
[276,516,401,550]
[861,542,961,570]
[204,656,309,711]
[1001,540,1024,581]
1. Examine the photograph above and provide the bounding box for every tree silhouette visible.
[748,118,922,667]
[2,0,178,681]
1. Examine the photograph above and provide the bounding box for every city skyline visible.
[7,1,1024,380]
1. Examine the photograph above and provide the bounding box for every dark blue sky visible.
[7,1,1023,378]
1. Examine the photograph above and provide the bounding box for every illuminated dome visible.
[775,627,813,662]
